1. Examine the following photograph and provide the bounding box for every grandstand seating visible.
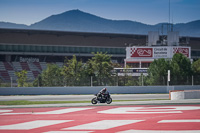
[32,71,40,78]
[12,62,22,71]
[56,62,63,68]
[0,70,10,81]
[0,62,5,70]
[3,62,13,70]
[0,61,63,83]
[27,71,35,81]
[33,62,42,71]
[20,62,30,71]
[40,62,47,70]
[7,70,17,81]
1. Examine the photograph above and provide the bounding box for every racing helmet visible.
[103,88,107,91]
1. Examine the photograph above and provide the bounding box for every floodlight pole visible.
[167,70,170,86]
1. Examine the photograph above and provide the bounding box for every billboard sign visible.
[126,46,190,59]
[130,47,153,57]
[153,47,169,58]
[112,68,148,77]
[173,47,190,57]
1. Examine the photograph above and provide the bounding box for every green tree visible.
[192,59,200,75]
[191,58,200,85]
[41,63,63,86]
[87,52,113,86]
[85,59,95,77]
[15,70,28,87]
[125,76,139,86]
[83,59,96,86]
[62,55,83,86]
[170,53,192,85]
[146,58,170,85]
[33,74,42,87]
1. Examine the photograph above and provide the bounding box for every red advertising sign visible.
[173,47,189,57]
[130,48,153,57]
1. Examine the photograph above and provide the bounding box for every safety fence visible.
[1,75,200,87]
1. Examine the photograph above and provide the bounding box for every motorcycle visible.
[91,92,112,104]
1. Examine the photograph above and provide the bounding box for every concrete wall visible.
[171,85,200,91]
[185,91,200,99]
[171,90,200,100]
[0,86,200,95]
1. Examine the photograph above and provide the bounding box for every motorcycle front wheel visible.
[91,98,98,104]
[106,98,112,104]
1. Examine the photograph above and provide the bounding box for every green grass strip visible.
[114,99,169,102]
[0,100,90,105]
[0,99,169,105]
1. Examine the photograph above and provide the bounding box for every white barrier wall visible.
[171,90,200,100]
[171,91,184,100]
[0,86,200,95]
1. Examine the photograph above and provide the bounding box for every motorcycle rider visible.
[97,88,109,100]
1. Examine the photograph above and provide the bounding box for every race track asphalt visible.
[0,94,199,108]
[0,94,169,101]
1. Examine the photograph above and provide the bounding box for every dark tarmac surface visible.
[0,94,169,101]
[0,94,200,108]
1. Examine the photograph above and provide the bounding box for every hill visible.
[0,10,199,37]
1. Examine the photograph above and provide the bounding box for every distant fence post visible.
[192,75,194,86]
[91,76,93,87]
[11,77,12,87]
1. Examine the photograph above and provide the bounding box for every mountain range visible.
[0,9,200,37]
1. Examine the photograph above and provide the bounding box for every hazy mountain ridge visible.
[0,10,199,37]
[0,21,28,29]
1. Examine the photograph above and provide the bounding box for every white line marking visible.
[117,130,200,133]
[0,120,72,130]
[99,106,200,114]
[98,107,182,114]
[0,108,93,115]
[33,108,93,115]
[0,112,33,115]
[147,106,200,111]
[43,131,93,133]
[158,120,200,123]
[0,110,12,113]
[64,120,143,130]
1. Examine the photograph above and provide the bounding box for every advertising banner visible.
[173,47,190,58]
[153,47,169,58]
[130,47,153,57]
[126,46,191,59]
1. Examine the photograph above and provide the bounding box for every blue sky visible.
[0,0,199,25]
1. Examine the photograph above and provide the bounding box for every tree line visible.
[146,53,200,85]
[14,53,200,87]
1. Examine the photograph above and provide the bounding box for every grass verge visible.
[0,100,90,105]
[0,99,169,105]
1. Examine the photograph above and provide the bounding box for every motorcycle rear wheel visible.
[91,98,98,104]
[106,98,112,104]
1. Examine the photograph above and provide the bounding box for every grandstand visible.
[0,28,200,83]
